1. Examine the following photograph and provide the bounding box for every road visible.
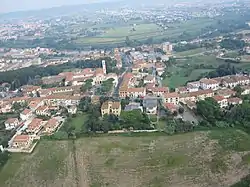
[112,52,132,97]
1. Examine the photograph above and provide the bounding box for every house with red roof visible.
[20,109,33,121]
[151,87,169,96]
[212,95,228,108]
[43,118,60,134]
[227,97,243,106]
[164,92,180,105]
[26,118,45,134]
[11,135,33,149]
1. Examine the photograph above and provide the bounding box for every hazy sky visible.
[1,0,114,13]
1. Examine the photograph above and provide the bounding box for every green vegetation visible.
[96,78,114,95]
[80,79,93,93]
[220,39,246,50]
[231,174,250,187]
[175,48,206,57]
[2,130,250,186]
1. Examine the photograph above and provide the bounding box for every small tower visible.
[102,60,107,75]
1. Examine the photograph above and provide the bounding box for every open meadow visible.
[1,129,250,187]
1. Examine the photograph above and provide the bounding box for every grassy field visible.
[1,129,250,187]
[162,55,226,88]
[74,18,217,45]
[174,48,207,57]
[69,113,89,132]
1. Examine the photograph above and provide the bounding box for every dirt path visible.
[72,140,80,187]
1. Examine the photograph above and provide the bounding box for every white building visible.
[20,109,33,121]
[5,118,19,130]
[200,78,219,90]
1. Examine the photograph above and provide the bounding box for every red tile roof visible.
[213,95,225,102]
[5,118,18,124]
[227,97,242,104]
[164,92,179,98]
[28,118,43,130]
[189,89,213,97]
[152,87,169,93]
[21,109,32,115]
[13,135,31,143]
[165,103,177,111]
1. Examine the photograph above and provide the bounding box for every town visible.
[0,36,249,153]
[1,0,250,186]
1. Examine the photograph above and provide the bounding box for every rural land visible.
[1,0,250,187]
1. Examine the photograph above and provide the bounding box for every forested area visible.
[196,97,250,133]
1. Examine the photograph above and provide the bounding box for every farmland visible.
[1,130,250,187]
[73,18,217,46]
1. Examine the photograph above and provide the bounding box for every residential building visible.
[164,103,178,113]
[187,81,200,89]
[164,92,180,105]
[26,118,44,134]
[200,78,219,90]
[20,109,32,121]
[227,97,243,106]
[213,95,228,108]
[241,85,250,95]
[67,105,77,114]
[124,102,143,112]
[162,42,173,54]
[222,78,238,88]
[144,75,155,84]
[127,88,146,98]
[189,89,214,101]
[216,88,236,98]
[5,118,19,130]
[21,85,41,96]
[43,118,60,134]
[185,100,197,110]
[28,99,44,111]
[222,75,250,88]
[175,87,188,94]
[36,106,50,116]
[101,101,121,117]
[91,95,100,105]
[11,135,33,149]
[151,87,169,96]
[143,97,158,114]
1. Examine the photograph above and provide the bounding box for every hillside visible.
[1,130,250,187]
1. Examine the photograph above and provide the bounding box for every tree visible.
[120,110,151,130]
[78,97,92,112]
[196,98,222,125]
[121,97,130,110]
[80,79,93,93]
[178,107,184,114]
[233,85,244,96]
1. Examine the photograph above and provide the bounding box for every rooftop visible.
[13,135,31,143]
[5,118,18,124]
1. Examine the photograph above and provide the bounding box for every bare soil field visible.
[1,130,250,187]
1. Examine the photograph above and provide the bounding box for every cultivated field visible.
[73,18,216,46]
[1,130,250,187]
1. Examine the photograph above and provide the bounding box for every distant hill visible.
[0,0,231,20]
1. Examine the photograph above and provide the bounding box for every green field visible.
[1,129,250,187]
[69,113,89,132]
[162,55,227,88]
[175,48,207,57]
[74,18,217,45]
